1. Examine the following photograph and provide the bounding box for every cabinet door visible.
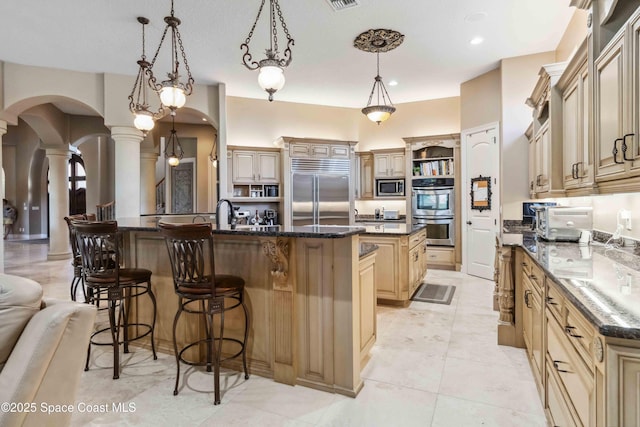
[360,237,401,300]
[522,274,534,359]
[359,253,377,361]
[595,33,626,180]
[330,145,350,158]
[409,245,420,295]
[579,70,592,183]
[390,153,405,177]
[606,344,640,427]
[233,151,256,182]
[358,154,374,199]
[374,154,391,177]
[534,124,550,193]
[563,79,580,188]
[629,13,640,174]
[528,137,536,197]
[531,287,544,384]
[311,144,330,158]
[256,152,279,183]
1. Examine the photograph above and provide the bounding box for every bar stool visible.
[64,214,88,301]
[158,222,249,405]
[74,220,158,379]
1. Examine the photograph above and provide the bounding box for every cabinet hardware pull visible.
[565,325,583,338]
[576,161,585,178]
[622,133,635,161]
[521,262,527,267]
[524,290,532,308]
[572,163,578,179]
[613,138,625,164]
[553,360,570,373]
[546,296,558,306]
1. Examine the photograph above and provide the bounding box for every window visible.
[69,154,86,215]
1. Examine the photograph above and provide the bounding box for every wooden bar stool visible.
[64,214,89,301]
[74,220,158,379]
[159,222,249,405]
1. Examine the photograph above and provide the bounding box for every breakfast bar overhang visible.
[118,217,375,397]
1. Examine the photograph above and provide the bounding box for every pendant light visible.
[165,109,184,167]
[354,29,404,125]
[147,0,194,109]
[241,0,295,102]
[128,17,158,133]
[209,135,218,167]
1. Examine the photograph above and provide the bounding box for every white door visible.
[462,124,500,280]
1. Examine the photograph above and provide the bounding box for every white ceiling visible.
[0,0,575,111]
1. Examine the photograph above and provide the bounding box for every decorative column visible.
[0,120,6,272]
[260,237,296,385]
[45,147,72,260]
[111,127,144,218]
[140,149,159,215]
[497,246,514,324]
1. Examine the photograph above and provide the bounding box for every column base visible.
[47,251,72,261]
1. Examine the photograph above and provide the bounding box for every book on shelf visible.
[418,159,454,176]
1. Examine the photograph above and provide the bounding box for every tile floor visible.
[4,239,547,426]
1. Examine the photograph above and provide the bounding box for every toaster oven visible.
[535,206,593,242]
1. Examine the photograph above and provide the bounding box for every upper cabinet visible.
[557,38,597,196]
[594,7,640,192]
[289,142,350,159]
[356,152,374,199]
[232,150,280,184]
[228,146,282,200]
[526,62,567,198]
[373,150,405,178]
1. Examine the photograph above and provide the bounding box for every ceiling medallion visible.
[353,29,404,53]
[355,28,404,125]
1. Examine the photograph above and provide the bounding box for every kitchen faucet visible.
[216,199,237,229]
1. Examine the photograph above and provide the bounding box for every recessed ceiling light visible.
[470,37,484,45]
[388,80,398,87]
[464,12,487,23]
[202,118,207,122]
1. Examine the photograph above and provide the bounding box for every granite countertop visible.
[118,217,366,238]
[118,216,426,237]
[502,231,640,339]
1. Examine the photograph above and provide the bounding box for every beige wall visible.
[501,52,556,219]
[555,9,589,62]
[460,68,501,131]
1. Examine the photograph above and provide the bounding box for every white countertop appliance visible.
[535,206,593,242]
[383,209,399,220]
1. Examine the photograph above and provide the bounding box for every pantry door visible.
[462,123,500,280]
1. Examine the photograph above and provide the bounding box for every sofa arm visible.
[0,300,96,427]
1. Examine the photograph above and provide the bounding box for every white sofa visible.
[0,274,96,427]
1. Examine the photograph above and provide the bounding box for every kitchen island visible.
[118,217,376,397]
[497,232,640,426]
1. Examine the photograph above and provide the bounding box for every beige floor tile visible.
[431,395,547,427]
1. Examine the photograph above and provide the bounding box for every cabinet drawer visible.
[521,254,533,277]
[409,230,426,248]
[529,262,544,294]
[547,315,593,427]
[546,360,576,427]
[546,280,564,322]
[330,145,350,158]
[311,144,330,157]
[565,304,594,371]
[426,248,454,264]
[290,143,310,157]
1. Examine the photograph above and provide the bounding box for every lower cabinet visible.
[358,251,377,366]
[514,246,640,426]
[425,246,455,269]
[360,229,427,305]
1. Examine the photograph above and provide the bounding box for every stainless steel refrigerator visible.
[291,158,351,226]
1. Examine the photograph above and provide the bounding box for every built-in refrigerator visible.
[291,158,350,226]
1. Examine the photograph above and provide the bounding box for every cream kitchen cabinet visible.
[358,250,377,366]
[558,38,597,196]
[373,150,405,178]
[360,228,426,305]
[594,8,640,192]
[521,252,545,398]
[232,149,280,184]
[289,142,350,159]
[526,62,567,198]
[356,152,374,199]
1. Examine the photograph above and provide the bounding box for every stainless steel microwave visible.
[376,179,405,197]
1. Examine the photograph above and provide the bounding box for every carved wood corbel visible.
[498,246,515,324]
[261,237,290,290]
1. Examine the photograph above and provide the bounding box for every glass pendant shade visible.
[258,66,286,92]
[362,105,395,125]
[167,156,180,167]
[133,109,155,132]
[159,85,187,109]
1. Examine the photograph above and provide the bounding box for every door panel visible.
[318,175,350,225]
[292,174,315,226]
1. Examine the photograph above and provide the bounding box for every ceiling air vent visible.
[326,0,359,12]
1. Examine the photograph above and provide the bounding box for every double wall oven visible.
[412,178,455,246]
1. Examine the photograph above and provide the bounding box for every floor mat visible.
[411,283,456,305]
